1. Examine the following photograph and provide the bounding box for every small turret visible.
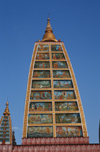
[0,101,12,144]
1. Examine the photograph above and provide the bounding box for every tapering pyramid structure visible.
[22,18,88,139]
[0,102,12,144]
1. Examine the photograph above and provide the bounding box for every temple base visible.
[0,142,100,152]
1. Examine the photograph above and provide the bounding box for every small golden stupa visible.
[3,101,10,116]
[42,18,57,42]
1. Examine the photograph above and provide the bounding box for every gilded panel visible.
[52,61,68,68]
[55,113,81,123]
[54,90,76,100]
[29,102,52,111]
[33,70,50,78]
[27,126,53,138]
[28,114,53,124]
[36,53,49,59]
[53,70,71,78]
[32,80,51,88]
[30,91,52,100]
[55,102,78,111]
[34,61,50,68]
[37,44,49,51]
[51,45,63,51]
[53,80,73,88]
[56,126,82,137]
[52,53,65,59]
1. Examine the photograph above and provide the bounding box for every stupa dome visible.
[42,18,57,42]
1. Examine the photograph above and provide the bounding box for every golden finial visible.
[42,18,57,42]
[45,18,53,32]
[3,101,10,116]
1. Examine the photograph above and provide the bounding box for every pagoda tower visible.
[0,17,100,152]
[22,18,88,140]
[0,102,12,144]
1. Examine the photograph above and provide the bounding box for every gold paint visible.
[36,51,49,53]
[30,101,52,103]
[53,88,74,90]
[52,59,66,61]
[54,99,77,102]
[32,78,51,80]
[42,18,57,42]
[55,111,79,114]
[9,116,12,144]
[3,101,10,116]
[22,44,38,138]
[53,78,72,80]
[31,88,52,91]
[62,43,88,137]
[23,42,88,138]
[29,111,53,114]
[56,123,82,126]
[0,116,3,126]
[28,124,53,127]
[51,51,63,53]
[27,123,81,127]
[52,68,69,70]
[29,111,79,114]
[36,60,50,61]
[49,44,56,137]
[30,99,52,102]
[34,68,50,70]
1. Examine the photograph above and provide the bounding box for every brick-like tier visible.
[0,144,100,152]
[22,137,89,145]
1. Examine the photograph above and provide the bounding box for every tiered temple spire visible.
[23,18,88,139]
[0,101,12,144]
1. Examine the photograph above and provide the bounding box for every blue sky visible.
[0,0,100,144]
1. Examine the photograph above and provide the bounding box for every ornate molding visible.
[9,116,12,144]
[62,44,88,137]
[22,44,38,138]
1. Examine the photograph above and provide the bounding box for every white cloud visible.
[12,127,22,131]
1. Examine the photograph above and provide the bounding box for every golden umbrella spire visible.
[45,18,53,32]
[42,18,57,42]
[3,101,10,116]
